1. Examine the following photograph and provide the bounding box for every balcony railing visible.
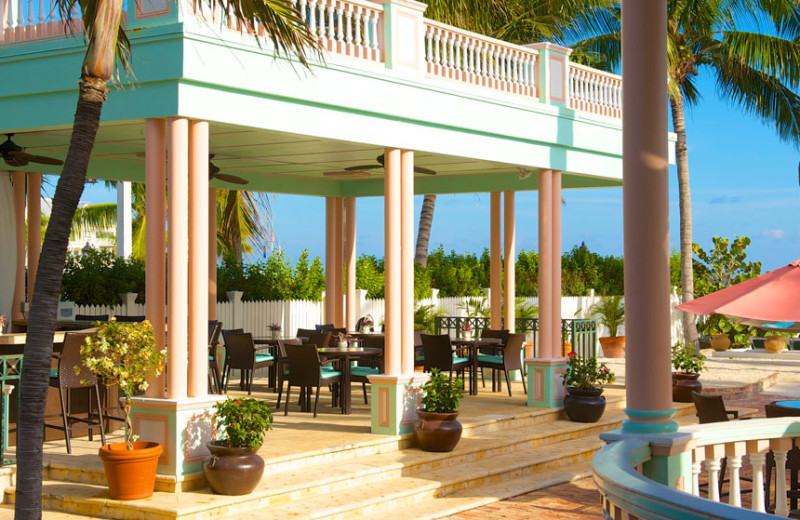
[595,417,800,519]
[0,0,622,120]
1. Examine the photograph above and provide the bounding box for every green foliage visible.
[563,352,615,390]
[590,295,625,337]
[212,398,273,449]
[356,255,385,298]
[414,304,446,334]
[426,246,488,297]
[420,368,464,413]
[671,341,706,374]
[458,297,489,318]
[693,236,762,345]
[562,243,624,296]
[217,250,326,301]
[516,299,538,320]
[61,250,145,305]
[81,320,165,449]
[291,250,326,300]
[515,249,539,296]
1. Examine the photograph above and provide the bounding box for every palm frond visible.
[72,203,117,237]
[721,31,800,89]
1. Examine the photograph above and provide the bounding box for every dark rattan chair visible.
[350,335,384,404]
[75,314,109,323]
[284,343,341,417]
[114,315,146,323]
[316,324,336,332]
[477,333,526,396]
[222,332,274,395]
[421,334,470,383]
[296,328,316,340]
[276,339,303,409]
[208,321,223,393]
[307,331,333,349]
[45,332,106,454]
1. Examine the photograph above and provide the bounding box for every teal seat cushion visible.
[477,354,503,365]
[255,353,274,363]
[415,355,425,361]
[453,355,470,365]
[351,366,380,376]
[320,370,341,380]
[321,366,337,372]
[50,368,58,378]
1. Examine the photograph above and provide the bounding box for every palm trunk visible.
[15,77,108,520]
[670,93,698,348]
[414,194,436,267]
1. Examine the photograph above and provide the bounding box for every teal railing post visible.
[0,355,22,465]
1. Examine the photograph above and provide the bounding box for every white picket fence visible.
[67,289,687,345]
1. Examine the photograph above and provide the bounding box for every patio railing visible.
[595,417,800,519]
[434,316,597,357]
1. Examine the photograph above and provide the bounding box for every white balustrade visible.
[569,62,622,118]
[423,20,537,98]
[291,0,383,63]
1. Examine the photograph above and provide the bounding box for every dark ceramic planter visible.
[203,441,264,495]
[563,387,606,423]
[414,410,462,452]
[672,372,702,403]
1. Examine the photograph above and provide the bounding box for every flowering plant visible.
[336,332,348,345]
[0,315,6,333]
[212,398,273,449]
[671,341,707,374]
[460,322,472,332]
[269,323,281,331]
[81,319,165,449]
[362,314,374,327]
[563,352,615,390]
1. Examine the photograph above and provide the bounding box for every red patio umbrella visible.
[676,259,800,331]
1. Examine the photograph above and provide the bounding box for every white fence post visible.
[227,290,244,330]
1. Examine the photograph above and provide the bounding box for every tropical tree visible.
[16,2,317,518]
[570,0,800,346]
[413,0,610,266]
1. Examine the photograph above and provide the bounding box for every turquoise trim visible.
[320,370,342,379]
[453,356,470,364]
[351,366,380,376]
[624,408,677,419]
[477,354,502,365]
[255,353,274,363]
[621,419,679,434]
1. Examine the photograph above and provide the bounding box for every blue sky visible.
[74,73,800,272]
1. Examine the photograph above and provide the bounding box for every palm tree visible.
[570,1,800,347]
[414,0,609,266]
[16,2,317,517]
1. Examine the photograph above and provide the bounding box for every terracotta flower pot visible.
[710,334,730,352]
[98,441,162,500]
[599,336,625,358]
[203,441,265,495]
[672,372,702,403]
[563,387,606,423]
[765,337,787,354]
[414,410,462,452]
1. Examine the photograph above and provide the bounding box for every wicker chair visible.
[350,335,384,404]
[284,343,341,417]
[307,331,333,349]
[477,333,526,396]
[421,334,470,384]
[296,328,316,340]
[276,339,303,409]
[45,332,106,454]
[208,321,223,394]
[222,332,274,395]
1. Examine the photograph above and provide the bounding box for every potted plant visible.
[671,341,707,402]
[0,315,6,335]
[360,314,374,333]
[562,352,615,422]
[335,332,348,348]
[460,322,473,340]
[699,315,731,351]
[269,323,281,339]
[415,368,464,452]
[80,319,165,500]
[590,295,625,358]
[204,397,272,495]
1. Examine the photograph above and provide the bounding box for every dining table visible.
[450,337,502,395]
[317,347,382,415]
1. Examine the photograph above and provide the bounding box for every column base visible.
[131,395,226,482]
[600,429,692,491]
[621,408,679,434]
[368,373,429,435]
[525,357,568,408]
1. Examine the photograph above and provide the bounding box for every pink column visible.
[167,117,189,401]
[384,148,402,375]
[345,197,357,331]
[490,192,502,329]
[325,197,335,325]
[400,150,415,373]
[333,197,344,328]
[538,171,553,358]
[187,120,209,398]
[145,118,167,398]
[551,172,562,355]
[622,0,675,432]
[208,188,217,320]
[26,172,42,304]
[12,171,26,320]
[503,191,515,333]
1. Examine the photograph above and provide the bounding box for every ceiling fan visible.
[0,134,64,167]
[209,154,248,185]
[135,152,249,185]
[324,153,437,177]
